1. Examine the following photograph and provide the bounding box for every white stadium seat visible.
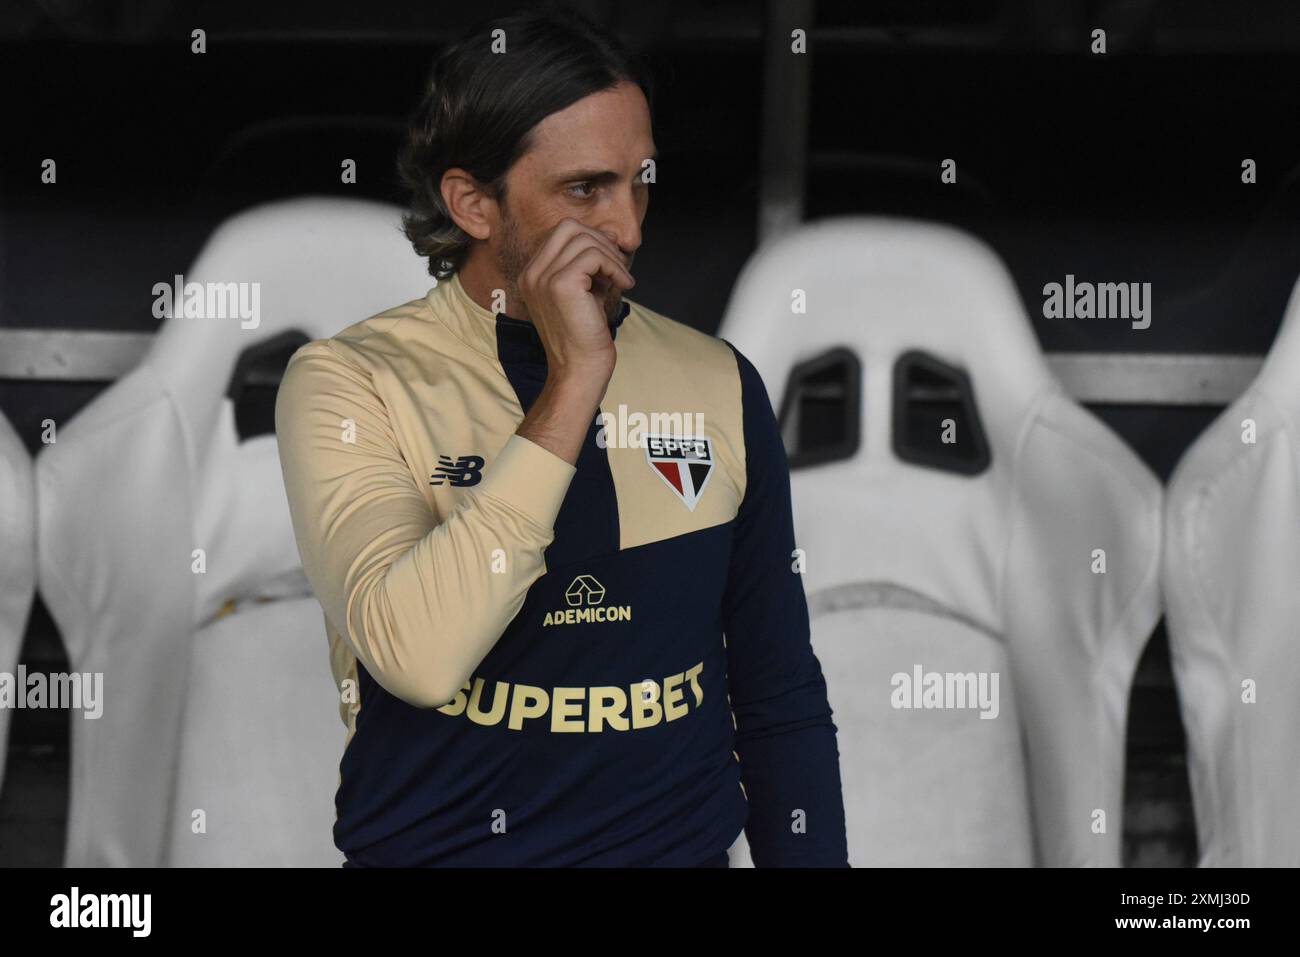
[0,413,36,801]
[720,217,1163,866]
[1164,273,1300,867]
[36,197,434,866]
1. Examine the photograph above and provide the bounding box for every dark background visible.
[4,0,1300,865]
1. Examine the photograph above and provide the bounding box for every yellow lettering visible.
[685,662,704,707]
[663,672,688,721]
[444,665,700,732]
[466,678,508,726]
[436,681,471,716]
[551,687,585,732]
[588,686,629,732]
[507,684,549,730]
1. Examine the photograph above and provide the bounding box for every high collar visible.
[431,270,631,366]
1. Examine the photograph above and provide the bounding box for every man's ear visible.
[441,168,496,241]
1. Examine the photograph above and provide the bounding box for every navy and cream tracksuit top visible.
[274,270,849,866]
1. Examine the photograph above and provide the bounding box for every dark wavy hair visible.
[397,7,654,280]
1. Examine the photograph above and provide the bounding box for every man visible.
[275,7,848,867]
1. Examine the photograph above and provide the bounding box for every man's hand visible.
[518,217,635,375]
[516,219,636,466]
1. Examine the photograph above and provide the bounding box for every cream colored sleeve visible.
[274,341,574,708]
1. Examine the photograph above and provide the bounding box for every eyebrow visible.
[553,150,659,186]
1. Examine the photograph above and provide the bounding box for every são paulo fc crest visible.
[645,434,714,511]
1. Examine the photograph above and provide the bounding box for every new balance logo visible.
[430,454,484,487]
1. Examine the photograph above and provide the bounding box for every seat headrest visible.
[722,216,1055,459]
[148,195,434,442]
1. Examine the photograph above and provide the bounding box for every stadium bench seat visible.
[36,197,433,866]
[719,217,1163,866]
[0,413,36,801]
[1163,273,1300,867]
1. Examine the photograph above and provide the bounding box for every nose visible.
[600,188,643,264]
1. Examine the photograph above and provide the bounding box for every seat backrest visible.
[1164,273,1300,867]
[36,196,434,865]
[0,412,36,801]
[720,217,1163,865]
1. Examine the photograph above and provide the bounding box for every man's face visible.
[492,80,654,322]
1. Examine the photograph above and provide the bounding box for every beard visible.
[496,210,626,323]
